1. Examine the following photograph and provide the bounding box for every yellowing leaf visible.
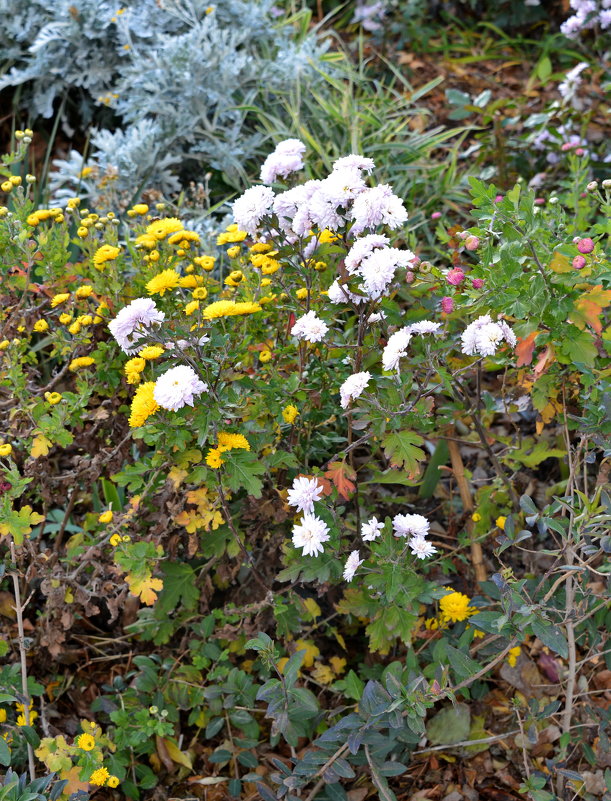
[161,738,193,770]
[569,284,611,334]
[330,656,347,675]
[168,467,188,489]
[294,639,320,667]
[30,434,52,458]
[311,662,335,684]
[126,573,163,605]
[548,251,572,273]
[302,597,321,620]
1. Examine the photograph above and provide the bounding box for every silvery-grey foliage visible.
[0,0,331,203]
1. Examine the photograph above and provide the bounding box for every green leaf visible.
[223,450,265,498]
[536,56,552,82]
[344,670,364,701]
[445,645,481,680]
[381,431,425,476]
[156,562,199,615]
[531,619,568,659]
[426,703,471,746]
[0,736,10,766]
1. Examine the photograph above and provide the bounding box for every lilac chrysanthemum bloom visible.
[350,184,408,236]
[362,516,384,542]
[260,139,306,185]
[291,310,329,343]
[232,185,275,236]
[393,513,430,538]
[358,246,414,298]
[382,328,412,372]
[343,550,364,581]
[409,536,437,559]
[339,371,371,409]
[292,513,330,557]
[345,234,390,275]
[461,315,516,357]
[287,476,324,514]
[153,365,208,411]
[332,154,376,173]
[108,298,165,354]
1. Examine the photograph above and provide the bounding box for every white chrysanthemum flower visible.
[343,550,364,581]
[232,185,275,236]
[407,321,442,336]
[108,298,165,354]
[359,247,414,298]
[339,371,371,409]
[461,315,516,357]
[368,311,387,324]
[409,536,437,559]
[291,310,329,343]
[273,180,320,233]
[332,154,375,173]
[362,516,384,542]
[292,513,330,557]
[327,279,364,305]
[260,139,306,184]
[345,234,389,275]
[382,328,412,372]
[350,184,408,236]
[392,513,430,538]
[153,365,208,412]
[287,476,324,514]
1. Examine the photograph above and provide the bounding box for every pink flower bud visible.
[465,235,480,251]
[575,148,584,156]
[405,270,415,284]
[431,211,442,220]
[441,296,454,313]
[494,195,503,203]
[471,278,485,289]
[561,142,574,151]
[577,237,594,254]
[409,255,421,267]
[572,255,586,270]
[534,198,545,205]
[457,231,469,240]
[446,267,465,286]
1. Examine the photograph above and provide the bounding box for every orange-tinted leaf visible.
[548,251,572,273]
[515,331,539,367]
[324,461,356,500]
[569,284,611,334]
[533,346,555,378]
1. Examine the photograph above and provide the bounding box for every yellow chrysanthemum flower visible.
[507,645,521,667]
[93,245,120,269]
[0,444,13,457]
[146,269,180,296]
[296,288,308,300]
[89,767,110,787]
[193,255,216,271]
[184,300,200,316]
[226,245,241,258]
[107,776,120,788]
[51,293,70,308]
[124,357,146,385]
[217,432,250,452]
[59,313,72,324]
[44,392,62,405]
[282,405,299,424]
[128,382,159,428]
[110,533,122,546]
[192,287,208,300]
[259,349,272,363]
[75,285,94,298]
[179,275,199,288]
[131,204,149,215]
[135,233,157,249]
[205,448,224,469]
[250,242,271,254]
[69,357,95,371]
[33,320,49,332]
[76,733,96,751]
[168,230,200,246]
[439,591,476,623]
[202,300,261,319]
[139,346,164,360]
[496,516,507,530]
[68,322,81,335]
[146,217,183,240]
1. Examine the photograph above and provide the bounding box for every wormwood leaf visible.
[381,431,425,477]
[324,461,356,499]
[222,450,265,498]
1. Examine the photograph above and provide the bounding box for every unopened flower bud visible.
[464,235,479,251]
[577,237,594,254]
[446,267,465,286]
[405,270,415,284]
[586,181,598,191]
[602,179,611,189]
[549,197,558,204]
[441,296,454,314]
[471,278,485,289]
[572,255,586,270]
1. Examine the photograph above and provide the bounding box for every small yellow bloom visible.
[282,405,299,424]
[168,230,200,246]
[89,767,110,787]
[205,448,224,469]
[44,392,62,405]
[78,315,93,326]
[139,345,164,360]
[51,293,70,308]
[1,181,12,193]
[76,733,96,751]
[259,349,272,363]
[471,512,481,522]
[184,300,200,316]
[496,516,507,530]
[93,245,120,269]
[250,242,271,254]
[75,285,93,298]
[131,204,149,215]
[439,591,475,623]
[507,645,521,668]
[33,320,49,332]
[129,382,159,428]
[77,226,88,238]
[107,777,120,789]
[98,510,114,524]
[217,432,250,451]
[296,288,308,300]
[0,444,13,457]
[0,709,6,723]
[69,357,95,371]
[0,340,9,350]
[68,322,81,335]
[261,278,271,287]
[193,255,216,271]
[109,534,122,547]
[146,269,180,296]
[192,287,208,300]
[146,217,183,240]
[59,313,72,324]
[226,246,241,258]
[202,300,261,319]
